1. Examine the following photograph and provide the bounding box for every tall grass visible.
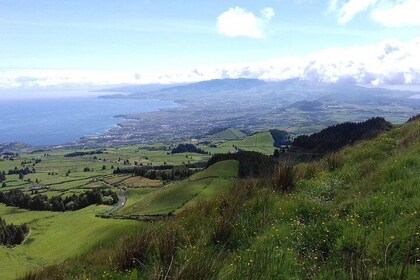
[272,160,296,193]
[21,121,420,280]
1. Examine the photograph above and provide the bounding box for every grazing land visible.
[219,132,276,155]
[1,117,419,279]
[0,204,139,280]
[120,160,239,216]
[20,118,420,280]
[0,140,244,279]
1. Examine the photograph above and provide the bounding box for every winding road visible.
[98,179,127,215]
[109,188,127,215]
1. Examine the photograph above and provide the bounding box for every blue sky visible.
[0,0,419,87]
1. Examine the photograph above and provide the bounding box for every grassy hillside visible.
[219,132,275,155]
[0,145,211,199]
[120,160,239,216]
[0,205,140,280]
[18,120,420,279]
[211,128,247,140]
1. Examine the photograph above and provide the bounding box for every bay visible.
[0,95,177,146]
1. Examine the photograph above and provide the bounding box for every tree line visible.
[292,117,392,152]
[171,144,208,154]
[114,162,205,181]
[407,114,420,123]
[0,171,5,183]
[270,129,292,148]
[7,166,35,175]
[0,188,118,212]
[64,150,104,157]
[0,217,29,246]
[207,151,275,178]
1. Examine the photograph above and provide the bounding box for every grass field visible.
[219,132,275,155]
[0,134,269,280]
[0,143,213,198]
[0,204,140,280]
[211,128,247,140]
[119,176,162,188]
[0,154,238,279]
[25,119,420,280]
[120,160,239,216]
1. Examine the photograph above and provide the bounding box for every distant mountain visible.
[96,83,183,94]
[288,100,323,111]
[99,78,418,103]
[119,78,267,99]
[0,142,34,154]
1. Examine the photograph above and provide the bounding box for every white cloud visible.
[0,69,140,89]
[337,0,378,24]
[371,0,420,27]
[331,0,420,27]
[166,37,420,86]
[260,7,275,20]
[327,0,339,13]
[2,38,420,89]
[216,7,275,38]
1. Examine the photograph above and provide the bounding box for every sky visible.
[0,0,420,89]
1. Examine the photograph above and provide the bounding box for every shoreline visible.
[0,97,179,149]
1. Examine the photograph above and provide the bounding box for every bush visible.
[114,229,155,270]
[272,160,296,193]
[0,217,29,246]
[325,152,343,171]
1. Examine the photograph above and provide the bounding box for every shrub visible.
[325,152,343,171]
[272,160,296,193]
[114,228,156,270]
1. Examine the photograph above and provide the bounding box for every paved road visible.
[98,179,127,215]
[109,188,127,215]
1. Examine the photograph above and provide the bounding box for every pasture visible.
[0,204,140,280]
[120,160,239,216]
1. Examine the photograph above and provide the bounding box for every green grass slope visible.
[219,132,275,155]
[212,128,247,140]
[21,120,420,280]
[189,160,239,180]
[0,205,140,280]
[120,160,239,216]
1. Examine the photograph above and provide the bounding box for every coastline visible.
[0,95,179,148]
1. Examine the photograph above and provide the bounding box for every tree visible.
[102,165,106,170]
[19,173,24,180]
[0,171,6,182]
[12,228,25,245]
[273,149,280,158]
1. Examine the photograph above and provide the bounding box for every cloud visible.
[216,7,275,38]
[330,0,420,27]
[0,69,140,89]
[371,0,420,27]
[2,38,420,88]
[260,7,275,20]
[176,37,420,86]
[336,0,379,24]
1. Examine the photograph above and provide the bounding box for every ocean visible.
[0,94,177,146]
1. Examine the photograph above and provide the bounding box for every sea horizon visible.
[0,90,177,146]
